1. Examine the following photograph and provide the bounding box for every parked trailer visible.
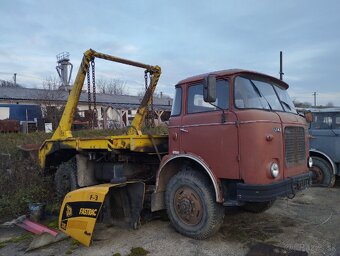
[39,49,312,246]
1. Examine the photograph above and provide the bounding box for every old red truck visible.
[155,69,312,237]
[39,50,312,246]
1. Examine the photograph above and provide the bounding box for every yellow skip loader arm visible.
[52,48,161,140]
[39,49,162,170]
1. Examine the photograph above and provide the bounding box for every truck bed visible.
[39,134,168,170]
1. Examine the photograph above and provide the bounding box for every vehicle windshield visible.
[274,85,297,114]
[234,76,297,114]
[310,112,340,130]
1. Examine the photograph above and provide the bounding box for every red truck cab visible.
[154,69,312,239]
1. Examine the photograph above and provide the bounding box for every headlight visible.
[270,162,279,178]
[308,157,313,168]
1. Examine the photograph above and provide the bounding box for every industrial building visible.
[0,86,172,132]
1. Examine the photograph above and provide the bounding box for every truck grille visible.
[284,126,305,167]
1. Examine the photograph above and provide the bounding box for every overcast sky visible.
[0,0,340,106]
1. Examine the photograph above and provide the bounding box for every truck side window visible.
[311,113,332,129]
[187,80,229,114]
[335,116,340,129]
[171,87,182,116]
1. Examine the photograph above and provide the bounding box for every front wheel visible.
[54,158,78,202]
[165,171,225,239]
[310,157,335,187]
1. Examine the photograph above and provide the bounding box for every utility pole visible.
[279,51,284,80]
[13,73,17,86]
[313,92,317,106]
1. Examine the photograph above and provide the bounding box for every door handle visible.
[180,128,189,133]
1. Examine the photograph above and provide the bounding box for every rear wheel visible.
[310,157,335,187]
[165,171,225,239]
[241,200,275,213]
[54,158,78,201]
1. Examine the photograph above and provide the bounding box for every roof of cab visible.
[176,69,289,89]
[306,107,340,113]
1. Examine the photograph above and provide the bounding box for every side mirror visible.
[305,111,313,123]
[203,74,216,102]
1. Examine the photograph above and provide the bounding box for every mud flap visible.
[59,182,145,246]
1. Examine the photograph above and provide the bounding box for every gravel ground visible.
[1,184,339,256]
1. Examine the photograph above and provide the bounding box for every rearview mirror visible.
[203,74,216,102]
[304,111,313,123]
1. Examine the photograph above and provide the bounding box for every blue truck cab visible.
[308,108,340,187]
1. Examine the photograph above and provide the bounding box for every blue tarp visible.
[0,104,42,121]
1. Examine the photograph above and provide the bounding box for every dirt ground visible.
[1,183,339,256]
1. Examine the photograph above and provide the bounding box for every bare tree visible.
[42,76,62,90]
[0,80,22,88]
[154,91,171,99]
[326,102,334,107]
[293,100,312,108]
[36,76,66,129]
[137,89,171,99]
[96,78,128,95]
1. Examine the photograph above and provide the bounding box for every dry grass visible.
[0,125,168,220]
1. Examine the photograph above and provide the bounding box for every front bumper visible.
[237,171,312,202]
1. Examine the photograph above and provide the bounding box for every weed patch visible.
[127,247,149,256]
[0,127,168,221]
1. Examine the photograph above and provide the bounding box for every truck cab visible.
[156,69,312,219]
[308,108,340,187]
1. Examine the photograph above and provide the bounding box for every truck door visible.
[179,80,239,179]
[168,87,182,155]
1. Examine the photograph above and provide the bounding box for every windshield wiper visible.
[280,100,292,111]
[249,80,272,110]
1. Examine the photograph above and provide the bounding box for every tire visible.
[241,200,275,213]
[165,171,225,239]
[54,158,78,202]
[310,157,335,187]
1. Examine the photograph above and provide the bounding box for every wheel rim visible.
[310,166,324,184]
[174,186,203,226]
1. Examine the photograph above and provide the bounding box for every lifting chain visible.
[144,70,148,91]
[87,65,91,111]
[86,59,97,128]
[91,60,97,127]
[91,59,97,114]
[150,72,154,125]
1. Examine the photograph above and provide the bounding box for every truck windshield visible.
[274,86,297,114]
[234,76,297,114]
[310,112,340,130]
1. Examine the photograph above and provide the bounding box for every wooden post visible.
[155,110,164,126]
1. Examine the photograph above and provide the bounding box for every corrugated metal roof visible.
[0,87,172,110]
[306,108,340,113]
